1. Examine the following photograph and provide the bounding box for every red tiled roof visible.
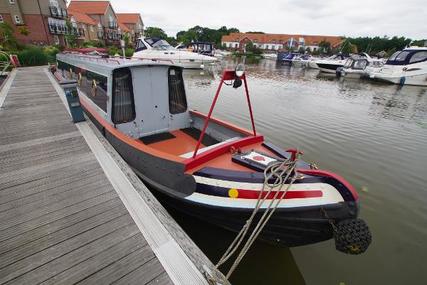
[222,33,343,47]
[68,1,110,15]
[118,22,130,32]
[68,10,97,25]
[116,13,141,24]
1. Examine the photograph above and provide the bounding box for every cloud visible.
[108,0,426,39]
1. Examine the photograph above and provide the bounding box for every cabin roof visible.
[57,53,180,76]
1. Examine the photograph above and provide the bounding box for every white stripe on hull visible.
[190,175,344,208]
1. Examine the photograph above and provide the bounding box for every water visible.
[173,59,427,284]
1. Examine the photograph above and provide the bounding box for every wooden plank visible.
[0,164,102,205]
[146,272,174,285]
[0,192,118,243]
[0,178,113,227]
[0,214,135,284]
[0,204,128,269]
[45,238,155,285]
[112,258,167,285]
[0,197,122,254]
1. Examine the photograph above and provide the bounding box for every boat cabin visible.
[55,53,253,164]
[386,48,427,66]
[135,37,174,52]
[176,42,215,56]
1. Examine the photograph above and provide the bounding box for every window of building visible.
[112,68,135,124]
[0,15,3,23]
[14,15,21,24]
[168,67,187,114]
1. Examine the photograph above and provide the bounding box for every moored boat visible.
[53,52,371,252]
[315,54,347,73]
[133,37,218,69]
[336,53,384,79]
[369,47,427,86]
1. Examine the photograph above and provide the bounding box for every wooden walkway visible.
[0,67,227,285]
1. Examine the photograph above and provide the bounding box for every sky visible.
[107,0,426,39]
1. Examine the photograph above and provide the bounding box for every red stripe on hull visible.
[235,190,323,200]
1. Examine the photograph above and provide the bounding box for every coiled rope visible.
[216,153,300,279]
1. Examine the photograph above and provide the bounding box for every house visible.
[0,0,68,46]
[221,32,343,52]
[116,13,144,43]
[68,0,120,45]
[68,10,98,44]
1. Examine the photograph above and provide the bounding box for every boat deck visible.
[0,67,228,285]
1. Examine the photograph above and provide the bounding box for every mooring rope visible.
[216,153,300,279]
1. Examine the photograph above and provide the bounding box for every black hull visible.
[317,63,343,72]
[146,179,358,247]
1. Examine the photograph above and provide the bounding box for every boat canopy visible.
[136,37,174,52]
[386,48,427,65]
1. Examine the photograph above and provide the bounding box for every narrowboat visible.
[53,52,371,253]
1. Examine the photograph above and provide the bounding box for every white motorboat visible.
[263,53,277,60]
[133,37,218,69]
[315,54,347,73]
[369,47,427,86]
[337,53,384,79]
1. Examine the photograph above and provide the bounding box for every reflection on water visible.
[171,60,427,284]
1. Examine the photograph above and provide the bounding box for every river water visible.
[170,59,427,285]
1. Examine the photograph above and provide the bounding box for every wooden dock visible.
[0,67,228,285]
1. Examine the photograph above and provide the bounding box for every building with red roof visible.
[222,32,343,52]
[68,0,121,45]
[116,13,144,42]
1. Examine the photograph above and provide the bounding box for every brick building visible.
[68,0,120,46]
[0,0,68,46]
[116,13,144,43]
[68,9,98,44]
[222,32,343,52]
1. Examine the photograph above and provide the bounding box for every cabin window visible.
[135,40,147,52]
[409,51,427,64]
[168,67,187,114]
[112,68,135,124]
[78,69,108,112]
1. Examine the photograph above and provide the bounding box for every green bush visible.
[43,46,60,63]
[107,46,120,56]
[83,40,105,48]
[125,48,134,57]
[17,46,48,66]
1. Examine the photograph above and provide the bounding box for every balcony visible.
[108,21,117,29]
[48,24,67,35]
[49,6,68,19]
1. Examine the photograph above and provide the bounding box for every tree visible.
[65,20,77,48]
[245,42,262,55]
[298,46,305,54]
[123,32,131,47]
[318,40,332,55]
[176,26,240,47]
[0,22,18,50]
[305,47,312,54]
[144,27,168,39]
